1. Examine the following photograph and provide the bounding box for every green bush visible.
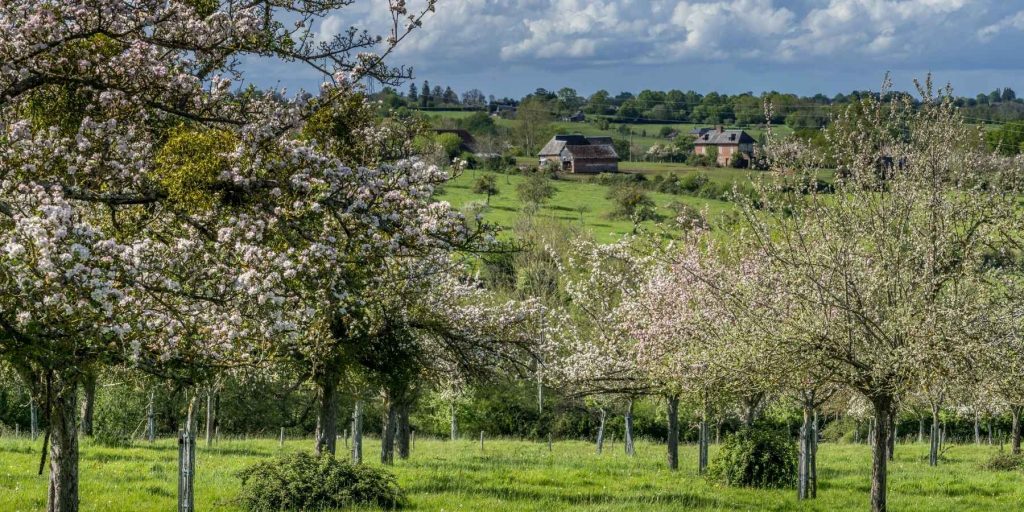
[237,453,406,511]
[983,452,1024,471]
[709,428,797,488]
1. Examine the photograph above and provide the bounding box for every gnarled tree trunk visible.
[870,397,893,512]
[595,408,606,454]
[79,373,96,438]
[313,368,340,457]
[49,374,80,512]
[666,395,679,471]
[397,402,411,459]
[380,402,398,465]
[798,400,816,500]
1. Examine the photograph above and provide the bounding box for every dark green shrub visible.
[238,453,406,511]
[708,428,797,488]
[983,452,1024,471]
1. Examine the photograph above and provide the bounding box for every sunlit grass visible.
[1,435,1022,511]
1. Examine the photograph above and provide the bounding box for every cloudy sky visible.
[248,0,1024,98]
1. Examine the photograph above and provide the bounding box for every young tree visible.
[732,77,1020,512]
[473,175,499,204]
[516,173,556,214]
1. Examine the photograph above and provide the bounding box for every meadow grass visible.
[1,435,1022,511]
[437,170,734,243]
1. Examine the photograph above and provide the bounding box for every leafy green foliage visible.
[516,172,556,212]
[237,453,406,511]
[709,428,797,488]
[154,126,237,211]
[983,452,1024,471]
[607,184,656,221]
[437,133,464,159]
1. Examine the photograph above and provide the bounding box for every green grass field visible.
[2,436,1021,511]
[438,170,734,243]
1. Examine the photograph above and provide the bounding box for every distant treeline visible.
[370,81,1024,128]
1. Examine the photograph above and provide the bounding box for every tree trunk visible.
[742,393,761,428]
[205,390,214,448]
[397,402,411,460]
[30,396,39,440]
[666,396,679,471]
[595,408,606,454]
[929,403,940,466]
[624,400,635,457]
[449,402,458,441]
[381,402,398,465]
[917,416,925,443]
[887,413,896,462]
[698,402,710,475]
[49,375,80,512]
[798,401,814,500]
[810,410,818,499]
[974,413,981,445]
[351,400,363,464]
[313,373,339,457]
[79,373,96,438]
[987,418,993,445]
[1012,406,1022,455]
[146,392,155,443]
[870,397,893,512]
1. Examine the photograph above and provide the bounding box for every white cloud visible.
[978,10,1024,42]
[309,0,1006,74]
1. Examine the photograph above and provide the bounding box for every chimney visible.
[716,125,725,133]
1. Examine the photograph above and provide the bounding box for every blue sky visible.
[246,0,1024,98]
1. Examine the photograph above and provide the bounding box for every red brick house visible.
[693,127,756,166]
[538,135,619,173]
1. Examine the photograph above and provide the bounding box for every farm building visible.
[538,135,619,173]
[693,127,756,166]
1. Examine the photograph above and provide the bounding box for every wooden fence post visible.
[480,431,484,451]
[411,430,416,452]
[178,429,196,512]
[547,433,552,452]
[147,392,155,443]
[279,427,285,448]
[30,397,38,440]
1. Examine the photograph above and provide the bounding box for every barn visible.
[538,135,619,174]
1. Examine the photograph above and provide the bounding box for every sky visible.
[245,0,1024,99]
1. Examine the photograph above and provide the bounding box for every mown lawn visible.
[437,170,734,243]
[1,435,1021,511]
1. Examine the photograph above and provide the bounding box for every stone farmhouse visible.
[538,135,619,173]
[693,127,756,166]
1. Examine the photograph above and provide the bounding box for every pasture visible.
[1,436,1020,511]
[438,170,734,242]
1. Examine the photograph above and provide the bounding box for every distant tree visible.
[433,86,444,102]
[443,86,459,105]
[1003,87,1017,102]
[408,82,418,101]
[557,87,584,115]
[607,185,657,228]
[586,90,613,115]
[462,89,486,107]
[516,172,556,213]
[514,97,555,153]
[436,133,463,159]
[985,121,1024,155]
[706,146,719,166]
[659,126,675,138]
[990,89,1002,104]
[421,80,431,107]
[459,111,497,136]
[473,174,499,204]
